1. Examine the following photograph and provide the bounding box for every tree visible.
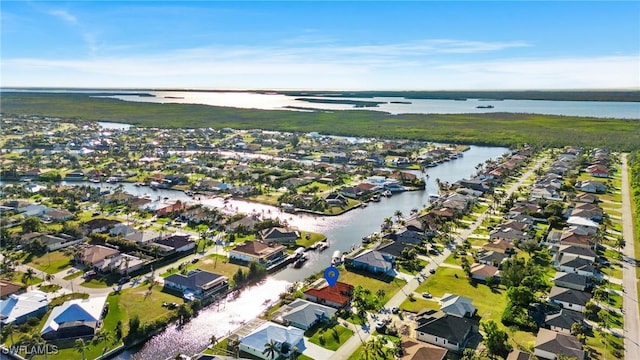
[94,330,112,355]
[22,216,42,233]
[177,304,192,326]
[507,286,534,307]
[23,268,36,286]
[615,236,626,254]
[210,334,219,349]
[481,320,512,358]
[74,338,88,360]
[375,289,386,301]
[1,323,15,347]
[262,339,280,360]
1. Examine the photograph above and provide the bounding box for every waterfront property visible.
[303,279,354,308]
[276,298,337,330]
[347,249,394,274]
[238,321,304,360]
[41,296,107,341]
[164,269,229,300]
[228,241,286,266]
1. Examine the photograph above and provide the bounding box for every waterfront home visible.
[400,338,448,360]
[41,296,107,341]
[303,279,353,308]
[544,309,585,334]
[259,227,300,244]
[324,192,348,207]
[415,310,477,353]
[0,290,49,325]
[347,249,394,274]
[277,299,337,330]
[164,269,229,300]
[439,294,477,318]
[534,328,584,360]
[239,321,304,360]
[548,286,592,312]
[140,199,185,216]
[228,241,286,266]
[456,178,492,194]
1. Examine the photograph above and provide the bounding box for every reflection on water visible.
[116,278,289,360]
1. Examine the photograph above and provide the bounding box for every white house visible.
[239,321,304,360]
[0,291,49,325]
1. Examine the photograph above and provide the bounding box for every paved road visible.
[330,156,548,359]
[620,154,640,359]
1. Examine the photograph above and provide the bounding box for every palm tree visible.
[23,268,36,287]
[262,340,280,360]
[394,210,403,222]
[94,330,112,356]
[74,338,88,360]
[375,289,386,301]
[123,256,131,277]
[45,273,54,282]
[2,323,15,347]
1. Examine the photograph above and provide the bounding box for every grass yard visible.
[415,267,507,325]
[26,251,73,274]
[63,270,84,280]
[38,284,62,292]
[397,259,428,275]
[399,297,440,313]
[163,254,245,282]
[585,329,624,360]
[306,323,353,351]
[296,231,327,248]
[338,267,407,306]
[2,270,43,286]
[346,344,390,360]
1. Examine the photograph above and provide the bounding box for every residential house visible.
[534,328,584,360]
[0,280,24,299]
[239,321,304,360]
[469,263,500,281]
[566,216,599,231]
[586,165,609,178]
[553,272,589,292]
[456,179,492,194]
[95,253,145,275]
[82,218,120,234]
[348,250,394,274]
[439,294,477,318]
[40,233,84,251]
[554,245,597,263]
[259,227,300,244]
[415,310,477,353]
[574,193,599,204]
[0,290,49,325]
[277,299,337,330]
[477,250,508,267]
[400,338,448,360]
[544,309,585,334]
[110,223,137,237]
[557,256,595,278]
[579,181,606,194]
[42,208,73,222]
[164,269,229,300]
[141,200,185,216]
[228,241,286,266]
[489,228,529,243]
[153,235,195,254]
[530,186,563,201]
[124,230,162,245]
[303,279,353,308]
[324,193,348,207]
[506,350,532,360]
[482,240,515,255]
[80,245,120,269]
[549,286,592,312]
[41,296,107,341]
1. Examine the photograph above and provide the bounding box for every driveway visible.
[300,339,334,360]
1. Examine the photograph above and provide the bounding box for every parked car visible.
[375,321,386,330]
[429,268,436,274]
[422,292,433,299]
[84,270,97,278]
[391,306,399,314]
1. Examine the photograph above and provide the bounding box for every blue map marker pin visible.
[324,266,339,288]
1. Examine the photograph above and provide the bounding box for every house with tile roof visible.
[470,263,500,281]
[303,279,353,308]
[400,338,447,360]
[229,241,286,266]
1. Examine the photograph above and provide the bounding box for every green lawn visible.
[346,343,390,360]
[585,329,624,360]
[37,284,62,292]
[63,270,84,280]
[26,251,74,274]
[399,297,440,313]
[162,254,245,282]
[296,231,327,248]
[2,271,43,286]
[397,259,428,275]
[338,267,407,306]
[415,267,507,325]
[306,324,353,351]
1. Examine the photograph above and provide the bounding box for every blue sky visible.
[2,1,639,90]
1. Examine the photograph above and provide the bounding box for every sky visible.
[1,1,639,90]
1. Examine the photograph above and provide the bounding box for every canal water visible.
[102,144,508,359]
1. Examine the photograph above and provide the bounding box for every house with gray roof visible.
[348,249,393,274]
[534,328,584,360]
[549,286,592,312]
[544,309,585,334]
[439,294,477,318]
[277,299,337,330]
[259,227,300,244]
[557,256,595,278]
[415,310,478,353]
[164,269,228,300]
[553,272,589,292]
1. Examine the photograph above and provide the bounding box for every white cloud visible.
[50,10,77,25]
[2,39,637,89]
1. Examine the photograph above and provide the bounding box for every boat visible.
[331,251,342,265]
[383,189,392,197]
[89,178,100,183]
[318,242,329,251]
[294,254,308,268]
[429,194,440,201]
[371,194,381,202]
[476,105,494,109]
[134,182,144,187]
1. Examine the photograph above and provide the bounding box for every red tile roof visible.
[304,281,353,306]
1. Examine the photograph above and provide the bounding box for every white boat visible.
[332,251,342,265]
[318,242,329,251]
